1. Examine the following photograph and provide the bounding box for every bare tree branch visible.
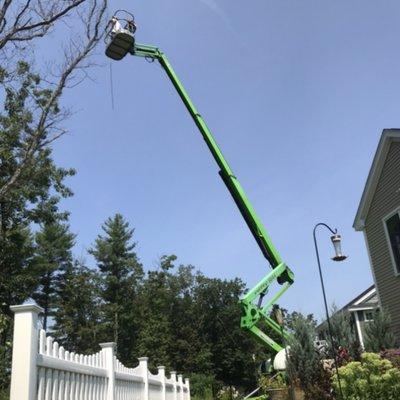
[0,0,87,50]
[0,0,108,199]
[13,0,32,30]
[0,0,13,34]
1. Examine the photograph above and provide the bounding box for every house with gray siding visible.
[317,285,378,349]
[354,129,400,343]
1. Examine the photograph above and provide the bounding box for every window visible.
[364,311,374,322]
[384,211,400,274]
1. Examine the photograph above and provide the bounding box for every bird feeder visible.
[330,234,347,262]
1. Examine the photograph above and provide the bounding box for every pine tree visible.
[328,304,359,359]
[32,221,75,330]
[287,315,332,400]
[89,214,143,361]
[364,309,395,352]
[53,261,102,354]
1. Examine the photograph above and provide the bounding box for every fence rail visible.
[9,304,190,400]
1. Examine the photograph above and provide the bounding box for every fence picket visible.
[46,336,53,356]
[52,342,59,400]
[38,367,46,400]
[70,372,76,400]
[45,368,52,400]
[39,330,46,354]
[64,351,70,400]
[9,304,190,400]
[59,346,65,400]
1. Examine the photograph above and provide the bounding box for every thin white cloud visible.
[198,0,233,31]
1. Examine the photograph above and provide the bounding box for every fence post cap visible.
[158,365,166,370]
[99,342,116,349]
[178,374,183,378]
[10,304,44,314]
[170,371,177,375]
[138,357,149,362]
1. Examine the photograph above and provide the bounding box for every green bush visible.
[0,389,9,400]
[189,373,215,400]
[259,373,289,399]
[332,352,400,399]
[259,373,288,392]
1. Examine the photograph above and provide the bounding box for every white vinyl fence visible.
[9,304,191,400]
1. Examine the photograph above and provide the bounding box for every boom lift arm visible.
[105,15,295,355]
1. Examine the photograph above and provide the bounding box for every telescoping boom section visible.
[105,19,295,354]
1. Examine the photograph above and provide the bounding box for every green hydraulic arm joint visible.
[128,42,295,353]
[240,263,293,352]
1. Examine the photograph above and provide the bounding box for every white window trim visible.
[364,310,374,322]
[382,207,400,277]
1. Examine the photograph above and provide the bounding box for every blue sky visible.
[48,1,400,320]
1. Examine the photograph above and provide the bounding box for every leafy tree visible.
[0,0,108,327]
[0,63,75,316]
[190,273,260,392]
[0,0,110,393]
[0,66,76,390]
[0,0,108,203]
[364,309,395,352]
[131,255,260,393]
[285,310,317,330]
[32,221,75,329]
[134,255,177,369]
[168,265,214,376]
[89,214,143,361]
[53,261,102,354]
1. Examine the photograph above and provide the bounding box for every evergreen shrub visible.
[286,315,332,400]
[364,309,395,352]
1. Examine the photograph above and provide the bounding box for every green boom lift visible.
[105,11,295,364]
